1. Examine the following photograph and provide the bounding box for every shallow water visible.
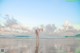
[0,38,80,53]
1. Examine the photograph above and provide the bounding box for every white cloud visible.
[0,16,80,36]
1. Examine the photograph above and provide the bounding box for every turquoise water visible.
[0,35,80,39]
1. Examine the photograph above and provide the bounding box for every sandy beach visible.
[0,38,80,53]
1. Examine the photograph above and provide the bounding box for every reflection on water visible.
[0,38,80,53]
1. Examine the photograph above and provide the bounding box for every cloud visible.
[45,24,56,32]
[73,24,80,30]
[39,21,80,36]
[5,17,18,27]
[0,17,80,36]
[54,21,80,36]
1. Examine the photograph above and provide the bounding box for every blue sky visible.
[0,0,80,27]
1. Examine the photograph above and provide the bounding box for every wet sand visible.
[0,38,80,53]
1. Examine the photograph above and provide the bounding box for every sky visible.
[0,0,80,28]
